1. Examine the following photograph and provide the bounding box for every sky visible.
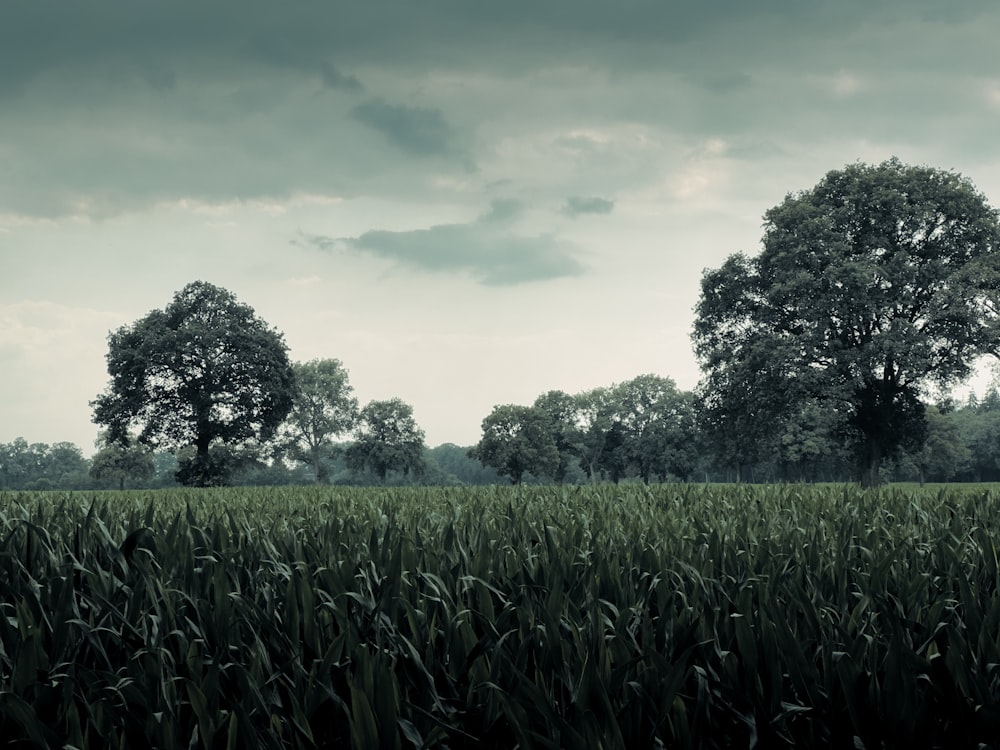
[2,1,1000,455]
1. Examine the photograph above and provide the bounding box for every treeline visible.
[6,375,997,490]
[701,391,1000,485]
[467,375,1000,485]
[0,439,500,491]
[471,374,697,484]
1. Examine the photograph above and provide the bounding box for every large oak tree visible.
[91,281,295,486]
[694,159,1000,487]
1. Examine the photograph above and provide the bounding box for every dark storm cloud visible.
[562,196,614,217]
[1,0,998,220]
[298,200,585,286]
[6,0,997,85]
[321,62,364,93]
[351,100,455,156]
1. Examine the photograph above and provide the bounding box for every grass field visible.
[2,484,999,749]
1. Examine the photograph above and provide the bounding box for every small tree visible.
[90,439,155,490]
[92,281,295,486]
[345,398,426,482]
[281,359,359,483]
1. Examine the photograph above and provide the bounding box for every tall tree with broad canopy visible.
[694,159,1000,487]
[345,398,426,482]
[280,359,359,483]
[91,281,296,486]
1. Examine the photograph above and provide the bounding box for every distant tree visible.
[345,398,426,482]
[90,439,155,490]
[610,374,698,481]
[573,387,618,482]
[280,359,359,483]
[470,404,561,484]
[694,159,1000,487]
[149,451,182,488]
[912,405,971,484]
[0,438,30,489]
[776,400,849,482]
[91,281,295,486]
[0,438,89,490]
[531,390,582,482]
[953,390,1000,481]
[428,443,502,485]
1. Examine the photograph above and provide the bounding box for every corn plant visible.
[1,484,999,748]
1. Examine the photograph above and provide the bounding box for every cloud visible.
[480,198,524,222]
[298,200,585,286]
[562,196,614,217]
[1,0,998,224]
[351,99,455,156]
[321,62,363,92]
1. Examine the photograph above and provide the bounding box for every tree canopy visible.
[89,433,156,490]
[470,404,561,484]
[694,159,1000,486]
[280,359,359,483]
[91,281,295,486]
[345,398,426,482]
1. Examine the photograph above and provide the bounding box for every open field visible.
[2,484,1000,749]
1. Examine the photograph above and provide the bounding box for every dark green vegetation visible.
[91,281,296,487]
[3,485,1000,748]
[73,159,1000,489]
[473,376,698,486]
[694,159,1000,488]
[278,359,359,485]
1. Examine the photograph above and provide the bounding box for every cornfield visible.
[2,484,999,748]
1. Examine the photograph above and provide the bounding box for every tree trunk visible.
[311,446,323,484]
[860,440,881,489]
[194,431,212,487]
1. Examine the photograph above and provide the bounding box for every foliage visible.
[531,390,583,482]
[571,385,619,481]
[4,484,1000,748]
[694,159,1000,486]
[470,376,698,484]
[470,404,561,484]
[0,438,90,490]
[950,387,1000,482]
[345,398,426,481]
[89,439,155,491]
[91,281,295,486]
[280,359,359,483]
[425,443,503,485]
[608,374,698,481]
[912,404,972,483]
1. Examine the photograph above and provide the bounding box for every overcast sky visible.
[2,1,1000,454]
